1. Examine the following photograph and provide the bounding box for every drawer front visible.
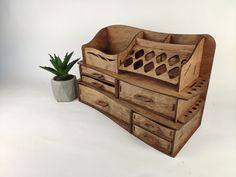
[81,76,115,95]
[133,125,172,153]
[81,65,116,84]
[79,84,130,123]
[119,81,177,119]
[133,113,174,141]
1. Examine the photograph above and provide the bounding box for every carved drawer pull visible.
[91,72,104,79]
[145,122,163,135]
[154,140,160,146]
[143,133,154,142]
[155,126,163,134]
[91,82,104,89]
[96,100,109,107]
[134,94,153,103]
[144,123,154,128]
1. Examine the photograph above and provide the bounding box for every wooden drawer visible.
[119,81,177,119]
[133,113,174,141]
[81,76,115,95]
[81,65,116,84]
[133,125,172,153]
[79,84,131,124]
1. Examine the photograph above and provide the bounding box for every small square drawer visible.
[81,75,116,95]
[133,113,174,141]
[119,81,177,119]
[133,125,172,153]
[79,84,131,124]
[81,65,116,84]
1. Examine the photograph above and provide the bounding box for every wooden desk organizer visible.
[78,25,215,157]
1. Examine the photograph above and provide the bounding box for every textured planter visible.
[51,75,77,102]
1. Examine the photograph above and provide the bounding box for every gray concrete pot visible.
[51,75,77,102]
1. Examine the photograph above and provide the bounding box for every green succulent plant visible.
[40,52,79,81]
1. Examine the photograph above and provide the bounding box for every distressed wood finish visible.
[78,25,215,157]
[177,99,205,124]
[178,38,205,91]
[79,62,208,100]
[133,125,172,154]
[84,48,118,72]
[78,81,182,130]
[79,84,131,124]
[83,25,212,91]
[133,113,174,141]
[119,80,177,119]
[119,38,198,85]
[172,107,203,156]
[80,64,116,84]
[82,25,141,73]
[78,81,209,157]
[176,95,199,121]
[81,76,115,95]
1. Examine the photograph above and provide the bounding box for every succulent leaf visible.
[40,51,78,80]
[40,66,60,76]
[63,51,74,68]
[64,59,79,74]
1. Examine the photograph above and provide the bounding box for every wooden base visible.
[78,82,203,157]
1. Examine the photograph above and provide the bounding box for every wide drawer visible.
[79,84,131,124]
[81,75,116,95]
[80,65,116,84]
[133,125,172,153]
[133,113,174,141]
[119,81,177,119]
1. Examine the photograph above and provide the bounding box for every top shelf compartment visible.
[82,25,141,73]
[82,25,215,91]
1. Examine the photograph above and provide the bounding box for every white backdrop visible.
[0,0,236,177]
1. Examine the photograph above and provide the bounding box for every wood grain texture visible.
[177,99,205,124]
[78,81,182,130]
[178,38,205,91]
[133,125,172,154]
[79,61,208,100]
[119,81,177,119]
[84,48,118,72]
[176,95,199,121]
[80,65,116,84]
[78,25,215,157]
[119,38,197,85]
[78,82,206,157]
[171,107,202,156]
[81,75,115,95]
[82,25,212,89]
[79,84,131,124]
[133,113,174,141]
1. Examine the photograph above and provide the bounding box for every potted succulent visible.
[40,52,80,102]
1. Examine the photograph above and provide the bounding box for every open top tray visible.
[82,25,215,91]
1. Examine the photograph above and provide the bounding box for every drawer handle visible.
[91,72,104,79]
[91,82,104,89]
[144,123,163,135]
[155,126,163,134]
[96,100,109,107]
[134,94,153,103]
[144,123,154,128]
[143,133,154,142]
